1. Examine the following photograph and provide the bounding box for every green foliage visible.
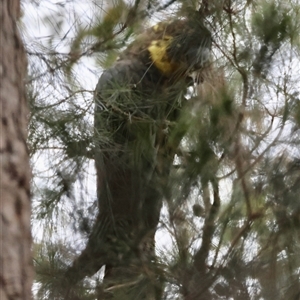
[252,1,293,75]
[23,0,300,299]
[252,2,292,45]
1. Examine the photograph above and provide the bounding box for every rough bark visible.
[0,2,33,300]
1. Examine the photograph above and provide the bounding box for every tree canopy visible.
[24,0,300,299]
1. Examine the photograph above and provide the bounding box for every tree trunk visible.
[0,2,33,300]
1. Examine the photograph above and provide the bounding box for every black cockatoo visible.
[65,16,211,298]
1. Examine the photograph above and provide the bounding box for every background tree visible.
[0,1,33,300]
[24,0,300,299]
